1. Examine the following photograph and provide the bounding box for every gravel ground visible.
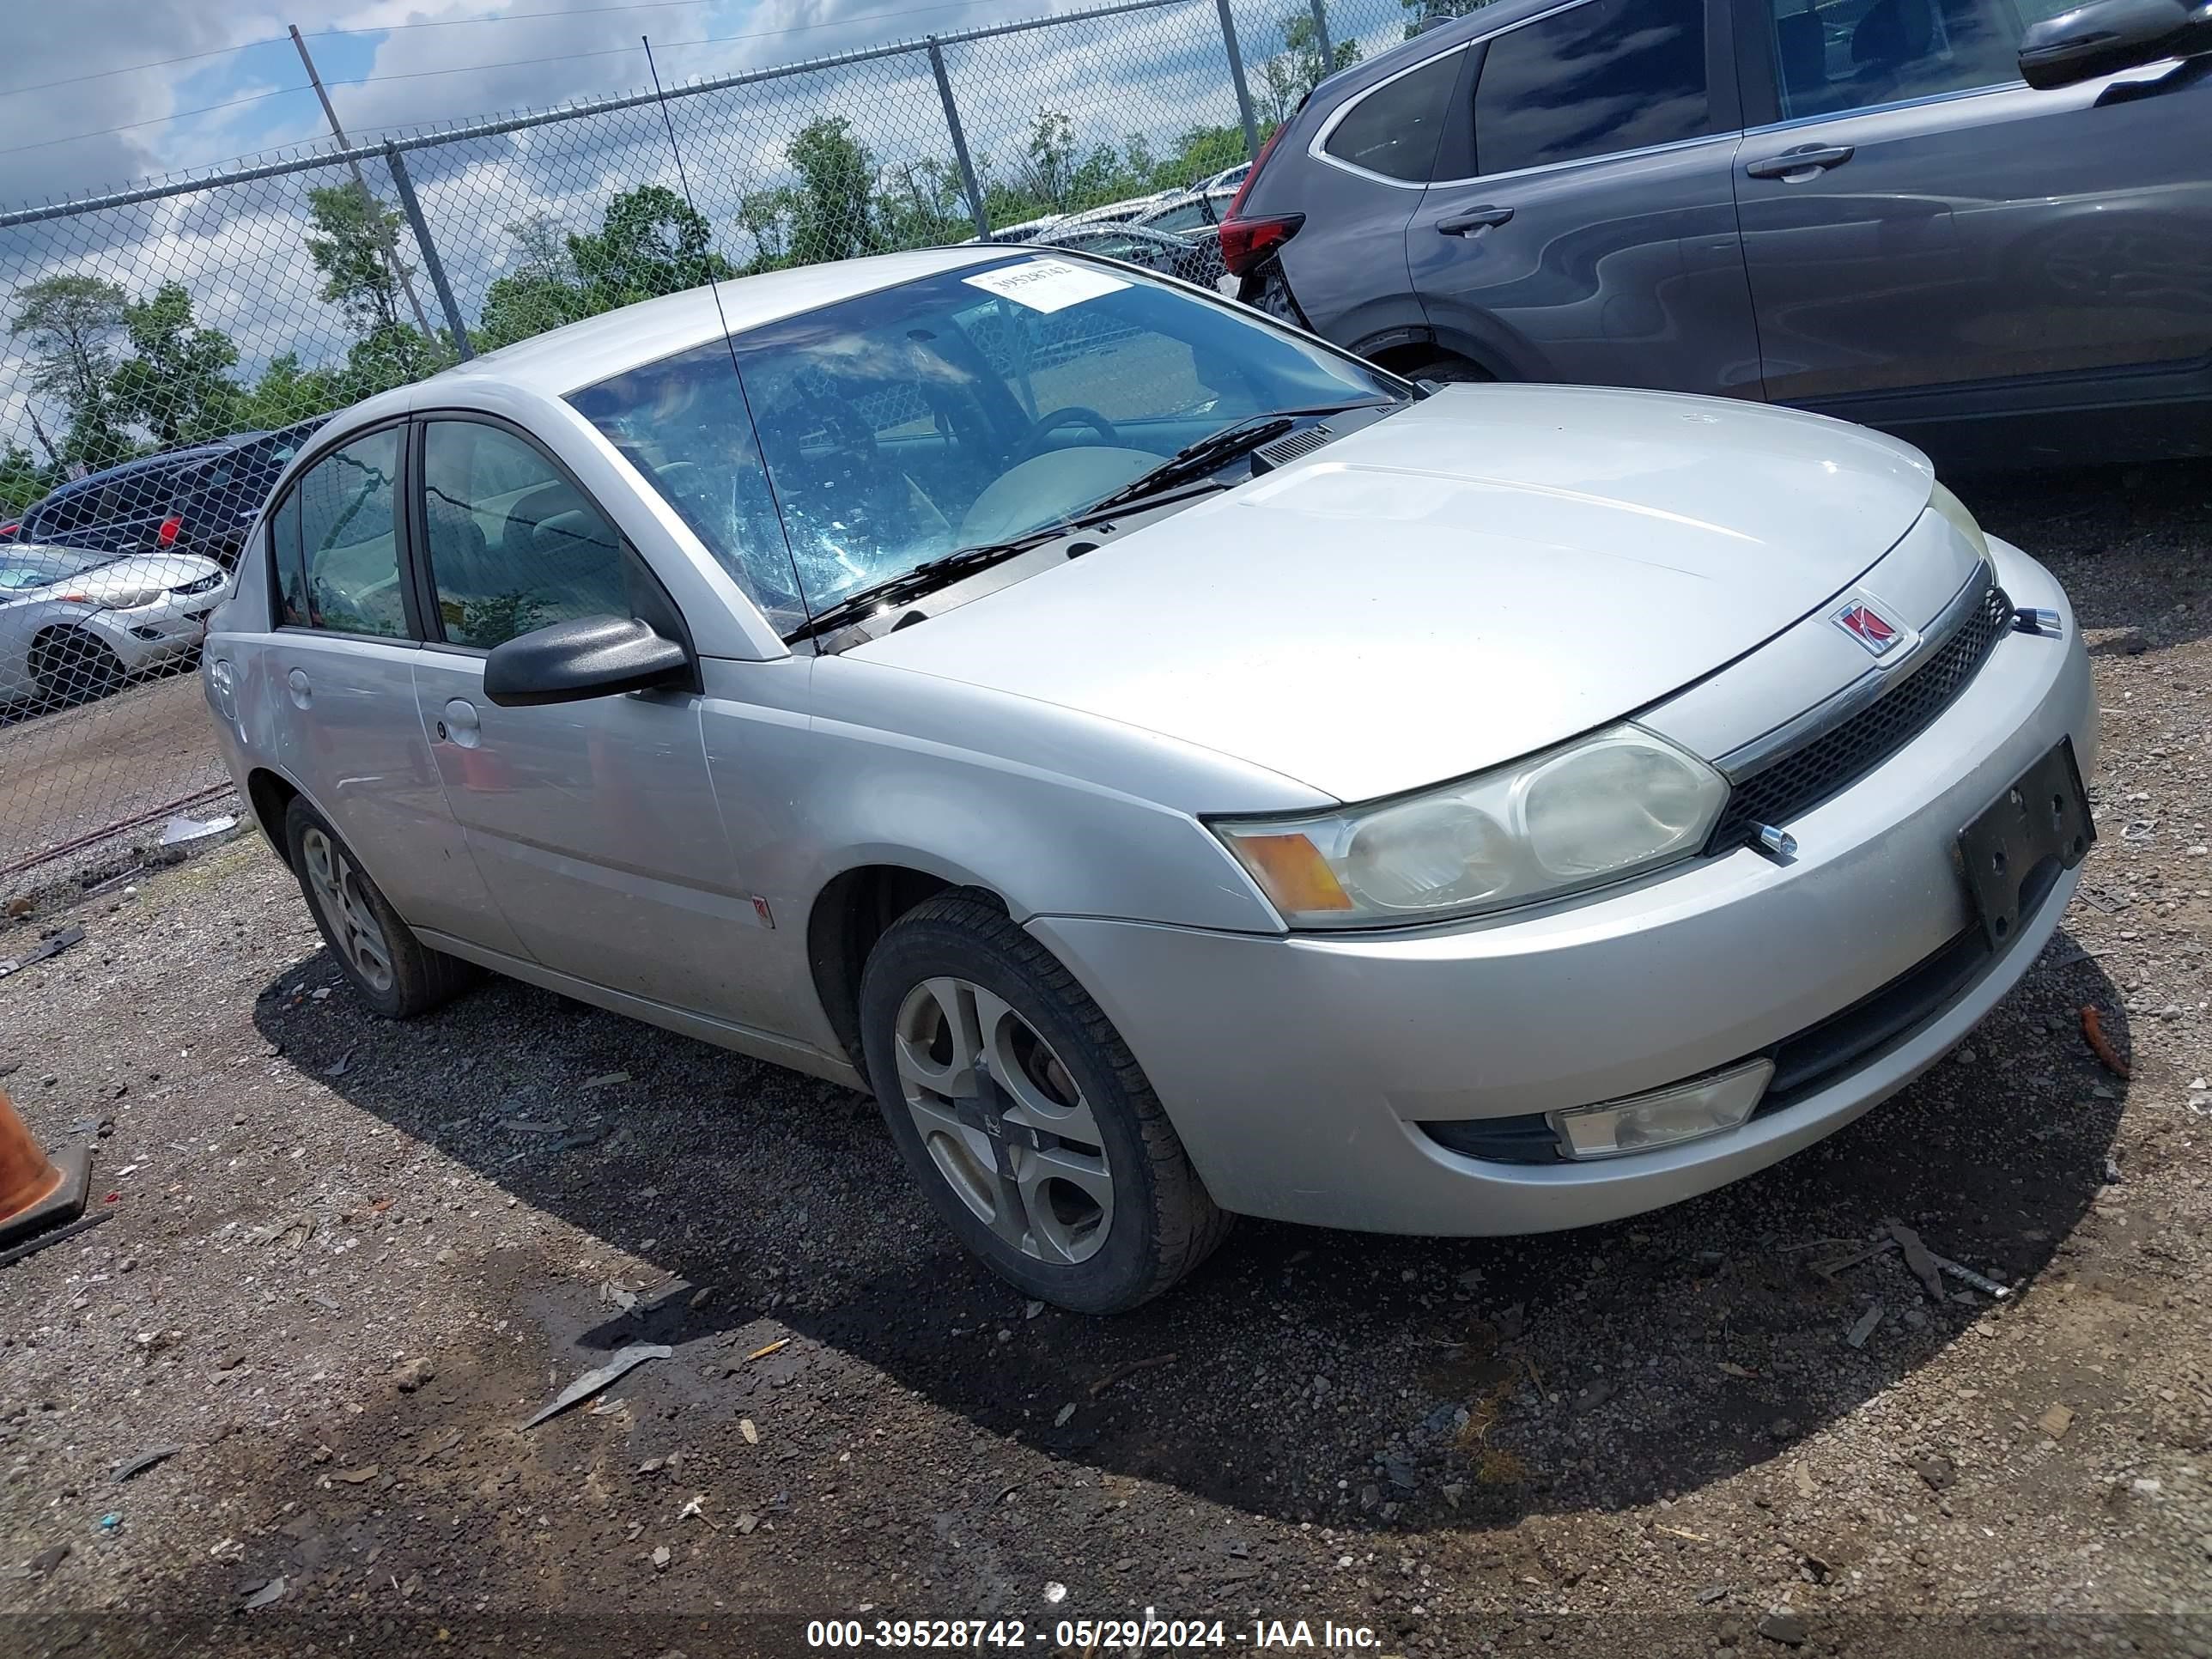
[2,460,2209,1659]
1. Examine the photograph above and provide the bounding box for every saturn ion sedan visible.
[200,246,2094,1311]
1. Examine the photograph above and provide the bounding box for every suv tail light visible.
[0,521,18,541]
[1218,212,1304,277]
[156,514,182,546]
[1218,126,1302,278]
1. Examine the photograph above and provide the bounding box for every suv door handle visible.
[1437,204,1515,235]
[1744,143,1855,180]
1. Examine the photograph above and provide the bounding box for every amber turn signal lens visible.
[1234,832,1354,913]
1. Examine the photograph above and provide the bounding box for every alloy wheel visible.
[892,975,1114,1265]
[301,826,395,994]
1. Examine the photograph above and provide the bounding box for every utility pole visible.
[288,23,436,340]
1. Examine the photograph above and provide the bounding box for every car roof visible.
[46,446,222,498]
[1305,0,1564,108]
[425,246,1019,402]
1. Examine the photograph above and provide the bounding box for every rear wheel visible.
[283,797,477,1019]
[859,891,1230,1313]
[30,629,123,709]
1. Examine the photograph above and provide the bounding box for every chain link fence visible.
[0,0,1483,896]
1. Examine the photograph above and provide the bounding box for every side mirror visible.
[2020,0,2212,88]
[482,614,690,708]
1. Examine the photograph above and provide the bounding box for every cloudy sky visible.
[0,0,1302,207]
[0,0,1387,455]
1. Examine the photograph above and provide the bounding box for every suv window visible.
[1475,0,1714,175]
[420,420,635,649]
[1324,50,1464,181]
[1762,0,2024,119]
[274,428,407,638]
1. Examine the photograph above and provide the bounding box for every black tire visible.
[859,890,1231,1314]
[32,629,124,708]
[282,796,477,1019]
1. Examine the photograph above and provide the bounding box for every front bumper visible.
[1030,538,2094,1235]
[87,589,225,672]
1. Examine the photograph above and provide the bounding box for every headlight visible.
[1214,724,1726,929]
[1929,483,1990,563]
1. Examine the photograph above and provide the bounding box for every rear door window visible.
[1474,0,1716,175]
[1324,50,1466,182]
[275,428,408,638]
[1760,0,2027,119]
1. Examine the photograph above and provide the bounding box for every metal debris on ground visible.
[157,813,236,848]
[1813,1237,1899,1277]
[0,1209,113,1269]
[582,1071,631,1090]
[1088,1352,1179,1399]
[1887,1220,1948,1301]
[678,1495,720,1529]
[1844,1303,1884,1349]
[520,1343,672,1429]
[1054,1403,1077,1428]
[2074,883,2125,915]
[240,1575,288,1610]
[109,1445,180,1483]
[1927,1253,2011,1298]
[0,925,86,980]
[2081,1005,2130,1078]
[323,1048,355,1079]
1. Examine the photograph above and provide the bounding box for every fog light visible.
[1548,1059,1773,1160]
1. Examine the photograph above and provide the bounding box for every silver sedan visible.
[3,544,230,711]
[200,247,2094,1311]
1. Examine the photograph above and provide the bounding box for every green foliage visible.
[306,180,416,336]
[9,273,131,471]
[477,185,736,349]
[0,442,51,515]
[340,323,457,403]
[107,283,241,446]
[785,119,888,266]
[1261,10,1362,123]
[237,353,347,432]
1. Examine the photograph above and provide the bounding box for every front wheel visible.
[32,630,123,709]
[859,891,1230,1313]
[283,797,477,1019]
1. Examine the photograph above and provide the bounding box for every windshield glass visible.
[0,547,108,592]
[569,256,1398,632]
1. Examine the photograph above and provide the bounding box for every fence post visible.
[1212,0,1261,160]
[382,143,473,362]
[926,38,991,241]
[1308,0,1333,71]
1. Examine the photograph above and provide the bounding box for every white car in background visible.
[2,544,230,711]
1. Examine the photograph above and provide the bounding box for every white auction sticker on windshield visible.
[963,258,1128,313]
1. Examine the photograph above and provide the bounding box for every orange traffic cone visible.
[0,1089,90,1250]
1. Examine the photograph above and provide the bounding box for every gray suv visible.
[1222,0,2212,465]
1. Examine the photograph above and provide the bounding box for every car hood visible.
[25,552,223,607]
[853,385,1936,802]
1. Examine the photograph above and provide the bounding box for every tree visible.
[786,119,885,265]
[8,273,130,470]
[305,180,416,336]
[735,186,798,273]
[568,184,731,306]
[108,282,241,447]
[1261,10,1361,124]
[0,442,51,516]
[1014,111,1079,211]
[236,352,346,431]
[340,323,455,403]
[874,161,970,252]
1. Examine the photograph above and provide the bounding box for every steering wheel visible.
[1018,404,1121,459]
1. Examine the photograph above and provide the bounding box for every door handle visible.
[285,666,311,709]
[1744,143,1855,180]
[438,697,482,749]
[1437,204,1515,235]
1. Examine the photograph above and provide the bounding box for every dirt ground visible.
[2,461,2209,1659]
[0,668,229,885]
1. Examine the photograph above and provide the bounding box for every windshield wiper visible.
[1076,400,1388,519]
[786,525,1073,643]
[1078,414,1294,519]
